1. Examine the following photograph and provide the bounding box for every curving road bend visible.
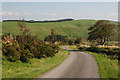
[36,46,100,78]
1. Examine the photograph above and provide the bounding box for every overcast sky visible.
[1,2,118,21]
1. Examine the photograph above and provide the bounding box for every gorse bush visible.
[2,38,59,63]
[39,44,57,58]
[20,49,34,63]
[32,47,41,58]
[2,34,60,62]
[49,44,59,53]
[32,44,43,58]
[3,45,20,62]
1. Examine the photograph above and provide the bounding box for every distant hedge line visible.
[2,18,74,23]
[78,46,120,60]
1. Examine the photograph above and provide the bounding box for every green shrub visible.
[2,33,60,63]
[39,44,58,58]
[50,44,59,53]
[20,49,34,63]
[78,46,87,51]
[86,47,101,53]
[39,45,52,58]
[43,46,54,57]
[68,39,74,45]
[32,44,43,58]
[100,48,108,53]
[12,44,21,52]
[4,46,20,62]
[32,48,41,58]
[2,43,7,55]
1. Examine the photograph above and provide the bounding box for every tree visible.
[75,38,82,44]
[68,39,74,45]
[17,19,31,43]
[17,19,30,36]
[50,28,56,43]
[87,20,117,46]
[63,37,69,44]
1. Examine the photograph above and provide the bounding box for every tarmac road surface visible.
[35,46,100,79]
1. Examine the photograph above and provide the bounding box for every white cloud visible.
[2,11,12,16]
[2,11,19,16]
[23,12,31,15]
[109,13,118,21]
[48,13,56,16]
[2,11,32,20]
[110,13,117,17]
[67,12,74,16]
[14,12,19,16]
[40,13,57,16]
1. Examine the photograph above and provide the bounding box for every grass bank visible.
[2,50,70,79]
[69,45,118,78]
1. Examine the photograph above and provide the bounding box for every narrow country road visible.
[35,46,100,78]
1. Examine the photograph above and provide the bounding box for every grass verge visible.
[69,45,118,78]
[2,50,70,79]
[85,51,118,78]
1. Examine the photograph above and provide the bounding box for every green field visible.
[2,50,69,79]
[2,19,97,39]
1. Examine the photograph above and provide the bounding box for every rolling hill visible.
[2,19,118,40]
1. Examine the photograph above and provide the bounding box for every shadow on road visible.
[67,50,81,52]
[34,78,100,80]
[62,48,81,52]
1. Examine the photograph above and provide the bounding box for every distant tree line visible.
[44,28,82,45]
[44,35,69,43]
[2,18,74,23]
[44,28,69,44]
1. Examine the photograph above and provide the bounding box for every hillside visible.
[2,19,97,39]
[2,19,118,40]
